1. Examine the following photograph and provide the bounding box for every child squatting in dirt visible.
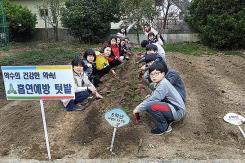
[133,62,186,135]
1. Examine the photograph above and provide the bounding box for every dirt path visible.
[0,52,244,160]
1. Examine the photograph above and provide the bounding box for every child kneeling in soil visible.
[61,57,103,111]
[133,62,186,135]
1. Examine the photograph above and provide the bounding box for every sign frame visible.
[1,65,76,160]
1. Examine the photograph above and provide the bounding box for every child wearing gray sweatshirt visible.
[133,62,186,135]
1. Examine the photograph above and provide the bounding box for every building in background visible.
[11,0,121,29]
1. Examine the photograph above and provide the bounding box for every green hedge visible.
[3,0,37,41]
[186,0,245,49]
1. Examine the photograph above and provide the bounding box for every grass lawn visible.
[0,42,100,66]
[132,42,244,57]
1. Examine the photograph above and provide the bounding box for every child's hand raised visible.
[140,65,147,71]
[87,63,93,68]
[157,34,161,39]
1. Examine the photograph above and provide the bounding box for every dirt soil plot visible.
[0,52,244,160]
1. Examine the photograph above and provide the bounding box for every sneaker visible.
[73,107,84,111]
[87,95,94,100]
[166,125,172,133]
[66,105,84,111]
[80,99,90,106]
[151,126,172,135]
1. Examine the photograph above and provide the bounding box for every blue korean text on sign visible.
[1,66,75,100]
[105,108,130,128]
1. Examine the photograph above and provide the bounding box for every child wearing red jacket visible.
[104,37,123,68]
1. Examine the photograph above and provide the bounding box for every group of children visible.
[62,23,186,135]
[133,23,186,135]
[61,35,131,111]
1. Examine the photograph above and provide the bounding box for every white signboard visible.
[1,65,76,160]
[1,65,75,100]
[105,108,130,128]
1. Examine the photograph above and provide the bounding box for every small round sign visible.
[224,113,245,126]
[105,108,130,128]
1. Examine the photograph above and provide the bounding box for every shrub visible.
[61,0,121,43]
[3,0,37,41]
[186,0,245,49]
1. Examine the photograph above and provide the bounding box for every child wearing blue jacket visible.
[82,49,102,87]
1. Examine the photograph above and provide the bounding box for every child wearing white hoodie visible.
[62,57,103,111]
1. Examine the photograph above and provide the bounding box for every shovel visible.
[223,113,245,138]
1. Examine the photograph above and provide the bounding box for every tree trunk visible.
[54,24,58,41]
[136,21,140,45]
[136,27,140,45]
[44,15,48,41]
[163,0,171,29]
[50,0,59,41]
